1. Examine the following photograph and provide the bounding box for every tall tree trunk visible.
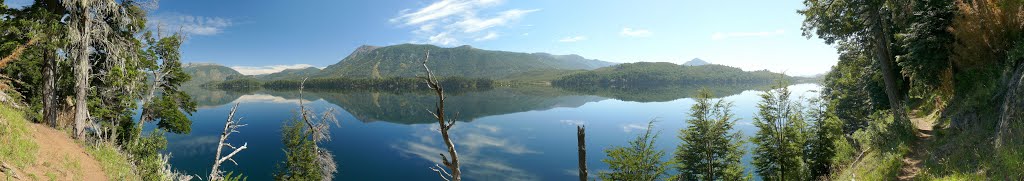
[42,50,58,127]
[869,6,911,129]
[73,12,92,139]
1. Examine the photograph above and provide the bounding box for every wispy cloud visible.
[474,32,500,41]
[391,0,538,45]
[233,94,316,105]
[559,120,586,126]
[622,123,648,133]
[711,29,785,40]
[620,27,652,37]
[558,36,588,43]
[230,64,316,75]
[148,13,234,36]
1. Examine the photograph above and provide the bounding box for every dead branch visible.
[0,38,37,69]
[298,77,339,180]
[210,103,247,181]
[420,51,462,181]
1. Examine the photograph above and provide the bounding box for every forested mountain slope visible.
[552,62,788,86]
[315,44,616,79]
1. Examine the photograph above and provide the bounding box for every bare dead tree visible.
[297,77,339,180]
[210,103,247,181]
[419,51,462,181]
[578,125,588,181]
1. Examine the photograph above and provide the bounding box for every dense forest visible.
[552,62,790,87]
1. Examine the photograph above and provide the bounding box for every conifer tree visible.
[751,80,808,181]
[600,120,668,181]
[672,88,749,181]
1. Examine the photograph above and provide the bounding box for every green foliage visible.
[600,120,669,181]
[821,43,889,134]
[803,97,843,179]
[317,44,615,79]
[222,172,248,181]
[896,0,955,98]
[149,93,196,134]
[274,118,324,181]
[553,62,788,87]
[751,80,809,181]
[136,32,197,134]
[127,130,170,181]
[672,88,749,181]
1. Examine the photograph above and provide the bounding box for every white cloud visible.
[711,29,785,40]
[453,9,539,33]
[230,64,316,75]
[474,32,499,41]
[392,0,538,45]
[429,32,459,45]
[622,123,648,133]
[233,94,316,105]
[149,13,234,36]
[559,120,585,126]
[558,36,587,42]
[620,27,652,37]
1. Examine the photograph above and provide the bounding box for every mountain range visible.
[184,44,618,85]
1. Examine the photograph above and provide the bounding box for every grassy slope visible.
[0,103,139,180]
[831,102,1024,180]
[0,104,38,170]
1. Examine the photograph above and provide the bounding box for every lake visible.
[165,83,821,180]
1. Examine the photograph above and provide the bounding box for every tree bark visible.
[73,10,93,139]
[42,50,58,127]
[577,125,587,181]
[869,6,911,129]
[996,61,1024,147]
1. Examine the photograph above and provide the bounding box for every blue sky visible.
[6,0,838,76]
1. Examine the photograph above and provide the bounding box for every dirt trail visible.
[18,124,107,181]
[898,113,935,180]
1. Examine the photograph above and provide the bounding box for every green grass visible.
[830,112,915,180]
[0,104,38,173]
[85,142,142,181]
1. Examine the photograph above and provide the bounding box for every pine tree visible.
[672,88,749,181]
[751,80,809,181]
[600,120,669,181]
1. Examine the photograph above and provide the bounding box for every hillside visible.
[255,67,320,80]
[683,58,710,66]
[182,63,245,86]
[315,44,616,79]
[552,62,788,86]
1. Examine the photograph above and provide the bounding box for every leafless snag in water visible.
[298,77,340,180]
[419,51,462,181]
[578,125,588,181]
[210,103,247,181]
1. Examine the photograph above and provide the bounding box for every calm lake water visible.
[166,83,820,180]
